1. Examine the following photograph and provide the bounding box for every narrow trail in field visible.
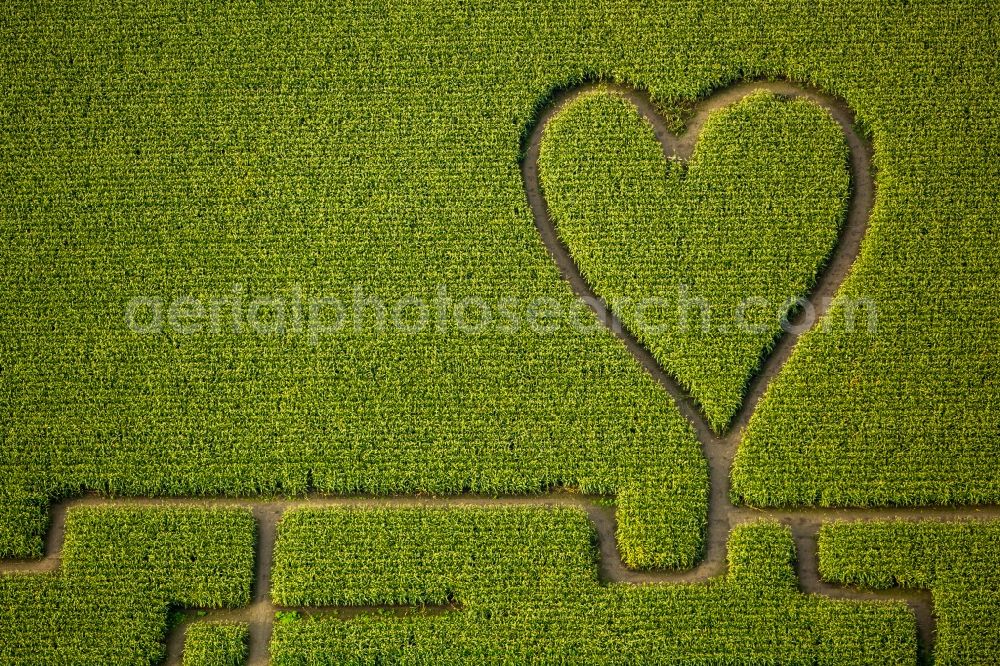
[0,80,990,665]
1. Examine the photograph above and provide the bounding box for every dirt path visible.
[521,78,954,664]
[6,493,1000,663]
[0,80,988,665]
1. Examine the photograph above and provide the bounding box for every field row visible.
[270,507,913,665]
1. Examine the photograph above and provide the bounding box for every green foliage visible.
[0,507,255,665]
[538,89,849,431]
[615,475,707,569]
[819,520,1000,665]
[0,0,997,658]
[183,622,249,666]
[60,507,256,607]
[0,489,48,559]
[0,0,995,577]
[729,5,999,509]
[270,507,915,664]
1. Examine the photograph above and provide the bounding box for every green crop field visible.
[269,508,914,664]
[820,521,1000,664]
[1,0,998,664]
[182,623,250,666]
[0,507,255,664]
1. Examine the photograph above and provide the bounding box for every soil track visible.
[0,80,994,665]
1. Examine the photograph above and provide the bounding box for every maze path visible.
[5,494,1000,664]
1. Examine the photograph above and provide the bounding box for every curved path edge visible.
[522,78,873,441]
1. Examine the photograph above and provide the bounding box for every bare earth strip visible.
[6,494,1000,664]
[1,80,993,665]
